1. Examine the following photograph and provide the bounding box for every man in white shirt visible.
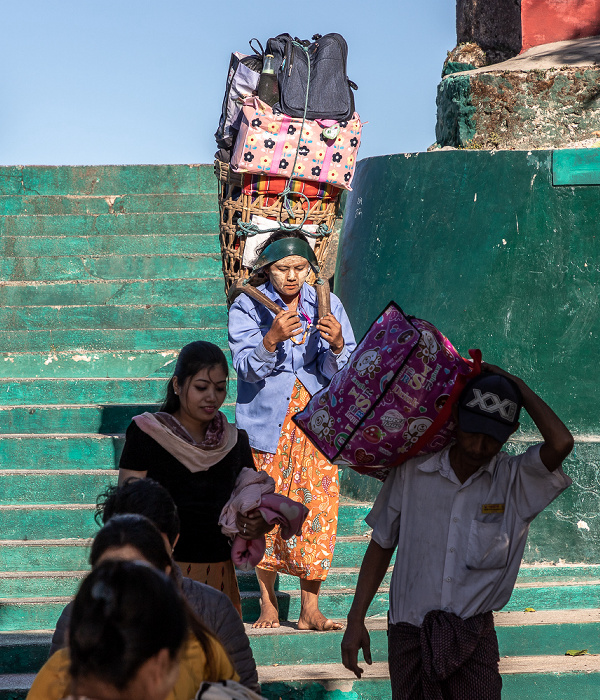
[341,363,574,699]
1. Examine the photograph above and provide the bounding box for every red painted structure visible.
[521,0,600,51]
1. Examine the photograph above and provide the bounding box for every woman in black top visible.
[118,341,270,614]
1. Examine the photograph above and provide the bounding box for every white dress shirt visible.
[367,444,571,626]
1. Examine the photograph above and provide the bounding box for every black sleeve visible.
[237,429,256,474]
[118,421,154,472]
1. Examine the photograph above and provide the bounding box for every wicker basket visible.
[214,160,340,293]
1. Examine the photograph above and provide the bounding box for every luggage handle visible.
[228,279,332,320]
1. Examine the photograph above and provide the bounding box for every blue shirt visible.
[228,281,356,453]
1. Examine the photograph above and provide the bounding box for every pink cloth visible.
[219,468,309,571]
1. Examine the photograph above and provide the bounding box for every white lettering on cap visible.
[466,389,517,422]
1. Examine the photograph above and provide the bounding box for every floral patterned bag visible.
[293,302,481,481]
[230,96,362,190]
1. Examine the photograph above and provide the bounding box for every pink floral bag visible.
[293,302,481,481]
[230,96,362,190]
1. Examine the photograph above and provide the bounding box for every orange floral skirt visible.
[252,379,339,581]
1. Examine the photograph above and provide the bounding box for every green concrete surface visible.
[0,500,368,542]
[0,327,228,353]
[238,569,392,594]
[1,234,219,257]
[503,583,600,612]
[0,212,218,238]
[0,600,74,633]
[0,304,226,331]
[0,435,123,468]
[0,165,218,196]
[0,351,183,379]
[0,635,52,674]
[240,589,390,624]
[0,278,225,307]
[0,507,100,540]
[0,253,221,283]
[0,378,173,406]
[0,574,85,600]
[0,471,117,506]
[553,149,600,186]
[0,193,216,215]
[0,403,236,434]
[261,680,391,700]
[501,672,600,698]
[0,544,91,573]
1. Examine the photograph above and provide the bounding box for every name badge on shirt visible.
[482,503,505,514]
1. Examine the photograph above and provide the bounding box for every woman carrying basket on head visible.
[228,230,356,630]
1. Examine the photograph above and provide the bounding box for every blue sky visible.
[0,0,456,166]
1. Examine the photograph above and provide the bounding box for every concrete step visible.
[0,326,228,352]
[0,506,99,541]
[0,500,371,541]
[0,633,52,673]
[0,212,217,239]
[0,304,226,332]
[0,403,236,434]
[0,193,216,216]
[0,470,117,506]
[0,234,218,258]
[0,253,221,283]
[0,572,86,600]
[247,611,600,666]
[0,350,183,379]
[0,435,123,468]
[257,656,600,700]
[0,278,226,307]
[0,636,51,679]
[0,164,217,196]
[1,611,599,678]
[0,379,172,406]
[0,673,36,700]
[0,541,92,573]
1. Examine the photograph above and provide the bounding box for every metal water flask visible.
[257,54,279,107]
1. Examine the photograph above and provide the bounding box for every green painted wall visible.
[335,149,600,563]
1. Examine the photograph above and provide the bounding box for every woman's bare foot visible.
[252,599,280,629]
[297,609,343,631]
[253,567,280,628]
[298,578,343,631]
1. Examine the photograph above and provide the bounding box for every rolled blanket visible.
[219,468,309,570]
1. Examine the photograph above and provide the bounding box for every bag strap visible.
[387,349,482,469]
[228,278,331,320]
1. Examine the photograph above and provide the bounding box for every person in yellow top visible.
[27,515,237,700]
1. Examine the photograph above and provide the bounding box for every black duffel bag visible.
[266,32,357,121]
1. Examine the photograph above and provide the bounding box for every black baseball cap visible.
[457,373,523,443]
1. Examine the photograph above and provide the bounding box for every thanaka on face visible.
[268,255,310,299]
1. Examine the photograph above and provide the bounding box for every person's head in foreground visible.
[452,371,523,470]
[96,478,181,552]
[67,559,186,700]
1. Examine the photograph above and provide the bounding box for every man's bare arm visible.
[341,539,395,678]
[483,362,574,471]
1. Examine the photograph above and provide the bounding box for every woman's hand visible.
[317,313,344,354]
[263,309,303,351]
[236,509,274,540]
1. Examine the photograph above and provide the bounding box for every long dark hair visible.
[161,341,229,414]
[89,514,216,672]
[69,560,187,690]
[89,514,171,571]
[95,478,181,548]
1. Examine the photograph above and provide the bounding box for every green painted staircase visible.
[1,165,599,699]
